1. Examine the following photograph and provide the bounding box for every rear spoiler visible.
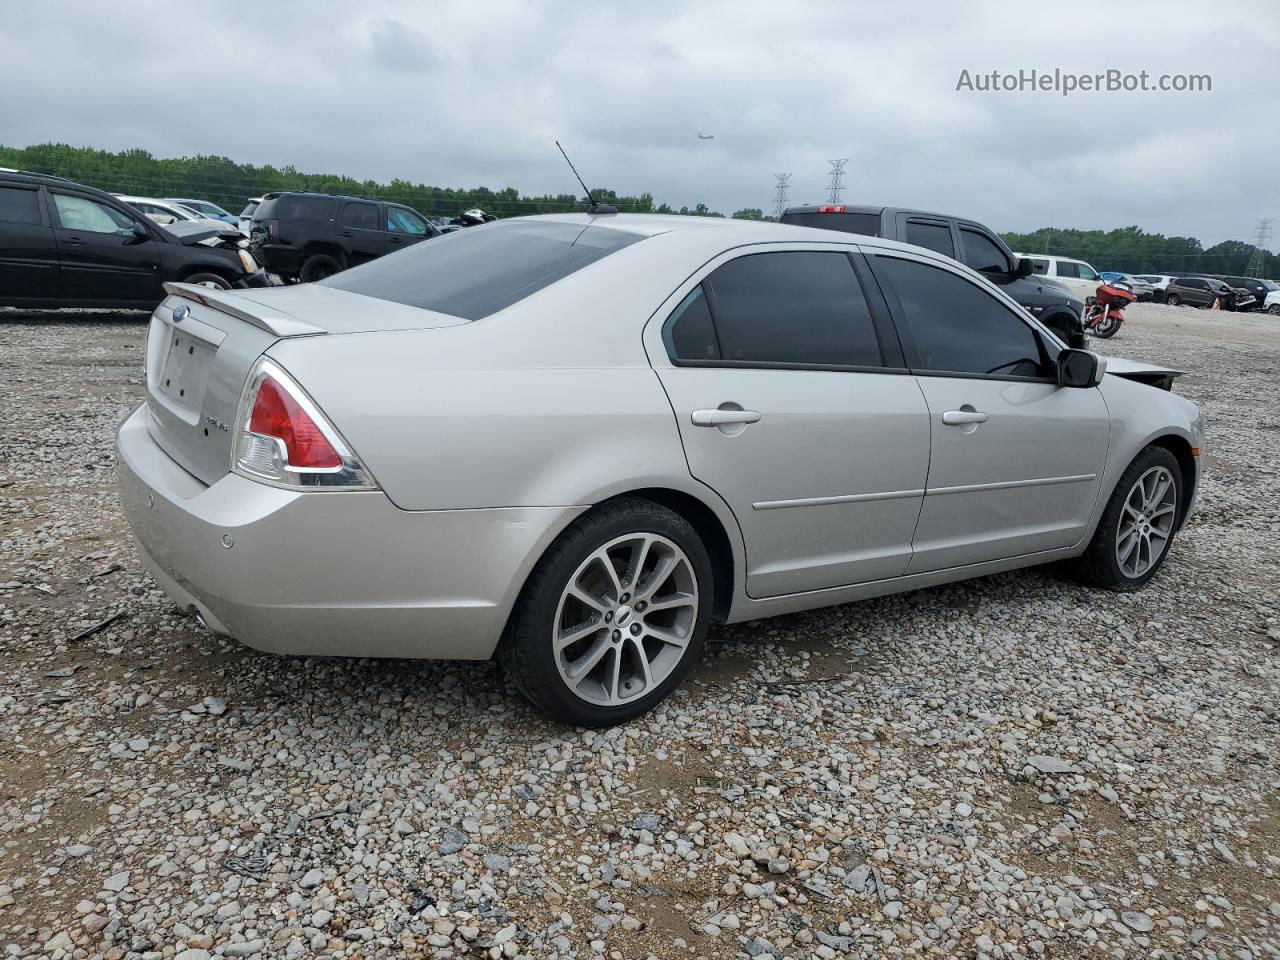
[163,282,324,338]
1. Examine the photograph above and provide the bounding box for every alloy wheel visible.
[553,533,698,706]
[1115,466,1177,579]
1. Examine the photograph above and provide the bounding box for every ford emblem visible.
[172,304,189,322]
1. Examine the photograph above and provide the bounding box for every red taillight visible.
[817,204,846,214]
[248,375,341,468]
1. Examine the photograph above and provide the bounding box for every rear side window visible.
[1055,261,1079,279]
[904,220,954,257]
[674,251,881,367]
[340,201,379,230]
[1029,258,1049,275]
[256,195,333,221]
[666,287,720,360]
[873,255,1048,379]
[779,211,881,236]
[959,228,1010,273]
[320,220,640,320]
[0,186,42,224]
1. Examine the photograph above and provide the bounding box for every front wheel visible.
[1269,303,1280,316]
[182,271,232,290]
[1076,446,1181,592]
[500,499,713,726]
[1092,314,1121,338]
[1165,293,1180,306]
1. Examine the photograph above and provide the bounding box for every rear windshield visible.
[320,220,642,320]
[780,211,881,237]
[254,195,334,221]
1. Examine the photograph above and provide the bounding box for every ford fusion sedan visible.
[116,215,1203,726]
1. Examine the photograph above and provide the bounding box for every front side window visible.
[0,186,42,225]
[341,202,380,230]
[52,194,137,236]
[904,220,954,257]
[678,251,881,367]
[1077,262,1100,281]
[873,255,1048,379]
[387,206,429,235]
[959,228,1010,273]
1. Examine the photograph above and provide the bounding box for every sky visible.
[1,0,1276,248]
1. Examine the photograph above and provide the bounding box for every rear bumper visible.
[253,243,304,276]
[115,405,581,659]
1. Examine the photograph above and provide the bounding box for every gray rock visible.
[1122,911,1154,933]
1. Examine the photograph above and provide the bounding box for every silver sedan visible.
[116,215,1204,725]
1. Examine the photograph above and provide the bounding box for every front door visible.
[384,205,434,254]
[338,200,386,266]
[48,191,161,306]
[867,252,1110,572]
[0,183,59,305]
[649,247,931,598]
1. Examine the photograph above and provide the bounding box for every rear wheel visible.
[182,271,232,290]
[299,253,341,283]
[1076,446,1181,592]
[500,499,713,726]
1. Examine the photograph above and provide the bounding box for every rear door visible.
[867,252,1110,572]
[337,200,385,265]
[648,245,931,598]
[0,182,59,305]
[48,190,162,307]
[384,204,435,254]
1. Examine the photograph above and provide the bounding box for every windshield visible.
[320,220,642,320]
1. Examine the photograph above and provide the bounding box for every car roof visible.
[0,168,78,187]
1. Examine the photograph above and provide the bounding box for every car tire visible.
[1165,293,1180,306]
[500,498,714,727]
[1269,304,1280,316]
[299,253,341,283]
[1076,446,1182,592]
[182,271,232,290]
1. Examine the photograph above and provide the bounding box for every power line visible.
[772,173,791,220]
[826,159,849,205]
[1244,218,1273,278]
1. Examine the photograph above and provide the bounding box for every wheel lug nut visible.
[630,623,641,635]
[612,629,621,641]
[635,601,646,612]
[619,592,630,604]
[604,611,613,623]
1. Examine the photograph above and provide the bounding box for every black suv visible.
[780,204,1085,346]
[249,192,441,282]
[0,170,268,310]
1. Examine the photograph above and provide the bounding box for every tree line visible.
[1,143,1272,277]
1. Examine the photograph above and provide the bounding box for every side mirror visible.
[130,221,150,241]
[1016,257,1034,277]
[1057,349,1105,388]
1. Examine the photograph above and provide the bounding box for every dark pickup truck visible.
[780,204,1085,346]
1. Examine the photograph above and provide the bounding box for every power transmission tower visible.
[1244,218,1273,278]
[772,173,791,220]
[826,159,849,204]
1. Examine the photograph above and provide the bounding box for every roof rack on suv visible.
[0,168,76,183]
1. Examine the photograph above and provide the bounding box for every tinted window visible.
[387,206,429,235]
[51,194,137,236]
[255,195,333,221]
[702,252,881,367]
[239,202,259,218]
[904,220,954,257]
[874,256,1047,378]
[321,220,640,320]
[1029,258,1049,275]
[1077,263,1099,281]
[1054,261,1079,279]
[780,211,881,236]
[666,286,719,361]
[0,186,42,225]
[959,228,1010,273]
[341,201,379,230]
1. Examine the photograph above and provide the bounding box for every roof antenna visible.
[556,140,617,215]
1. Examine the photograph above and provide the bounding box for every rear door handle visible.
[692,408,761,427]
[338,230,353,237]
[942,410,989,426]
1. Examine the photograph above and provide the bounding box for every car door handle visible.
[64,236,85,246]
[691,408,761,427]
[338,230,353,237]
[387,236,403,244]
[942,410,989,426]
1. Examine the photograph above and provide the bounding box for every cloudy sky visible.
[1,0,1276,247]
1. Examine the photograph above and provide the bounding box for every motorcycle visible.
[1083,281,1137,339]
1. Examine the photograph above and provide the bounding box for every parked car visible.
[780,204,1085,345]
[115,195,223,228]
[0,170,268,309]
[1016,253,1107,302]
[1133,274,1177,302]
[167,197,239,227]
[116,214,1203,725]
[248,191,443,282]
[239,197,263,235]
[1214,275,1272,311]
[1099,272,1155,301]
[1164,276,1254,310]
[1263,285,1280,315]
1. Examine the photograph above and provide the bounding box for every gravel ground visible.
[1,303,1277,960]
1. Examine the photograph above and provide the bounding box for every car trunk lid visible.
[144,283,467,486]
